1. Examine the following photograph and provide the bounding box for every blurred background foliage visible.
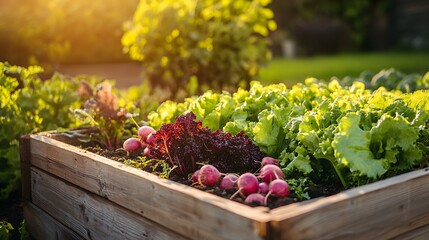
[1,0,427,69]
[0,0,139,68]
[122,0,277,98]
[269,0,429,56]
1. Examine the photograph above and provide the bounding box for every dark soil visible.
[89,146,343,209]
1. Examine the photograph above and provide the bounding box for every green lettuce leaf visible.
[370,113,421,170]
[333,113,387,178]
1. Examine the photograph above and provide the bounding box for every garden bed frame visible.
[20,132,429,239]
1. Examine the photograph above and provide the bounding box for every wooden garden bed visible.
[20,132,429,239]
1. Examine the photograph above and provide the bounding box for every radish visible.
[259,164,284,183]
[138,126,156,142]
[258,182,269,194]
[140,140,147,149]
[263,179,289,206]
[198,165,221,186]
[230,173,259,199]
[191,170,200,183]
[220,174,238,190]
[146,133,155,145]
[267,179,290,198]
[244,193,266,206]
[261,156,279,166]
[143,147,151,157]
[123,138,141,152]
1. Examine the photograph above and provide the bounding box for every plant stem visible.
[331,161,347,189]
[129,116,140,129]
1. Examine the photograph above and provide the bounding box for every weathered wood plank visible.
[23,201,83,240]
[269,167,429,240]
[391,224,429,240]
[31,167,188,240]
[29,134,270,240]
[19,135,32,201]
[27,132,429,240]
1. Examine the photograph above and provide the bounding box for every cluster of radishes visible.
[192,157,289,206]
[122,125,156,155]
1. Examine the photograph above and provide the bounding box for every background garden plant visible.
[122,0,277,99]
[0,63,82,200]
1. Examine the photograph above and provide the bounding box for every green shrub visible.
[0,62,82,199]
[122,0,277,98]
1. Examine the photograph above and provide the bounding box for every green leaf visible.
[333,113,387,178]
[202,93,234,130]
[371,114,418,151]
[286,152,313,174]
[370,113,421,169]
[252,109,280,155]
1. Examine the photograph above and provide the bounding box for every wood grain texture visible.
[29,134,270,240]
[23,201,83,240]
[391,224,429,240]
[31,167,187,240]
[269,168,429,240]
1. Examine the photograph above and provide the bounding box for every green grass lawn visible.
[259,52,429,86]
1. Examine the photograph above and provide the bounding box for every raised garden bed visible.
[20,132,429,239]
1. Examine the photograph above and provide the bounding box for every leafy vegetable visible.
[147,71,429,190]
[147,112,264,178]
[74,81,134,149]
[338,68,429,92]
[332,113,386,184]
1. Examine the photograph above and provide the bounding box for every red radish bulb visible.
[231,173,259,198]
[198,165,221,186]
[245,193,266,206]
[143,147,151,157]
[259,182,269,194]
[261,156,279,166]
[259,164,284,183]
[220,174,238,190]
[123,138,141,152]
[268,179,290,197]
[146,133,155,145]
[138,126,156,142]
[191,170,200,183]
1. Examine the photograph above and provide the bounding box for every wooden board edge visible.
[23,201,83,240]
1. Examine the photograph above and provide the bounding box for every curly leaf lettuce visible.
[370,113,421,171]
[333,113,387,179]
